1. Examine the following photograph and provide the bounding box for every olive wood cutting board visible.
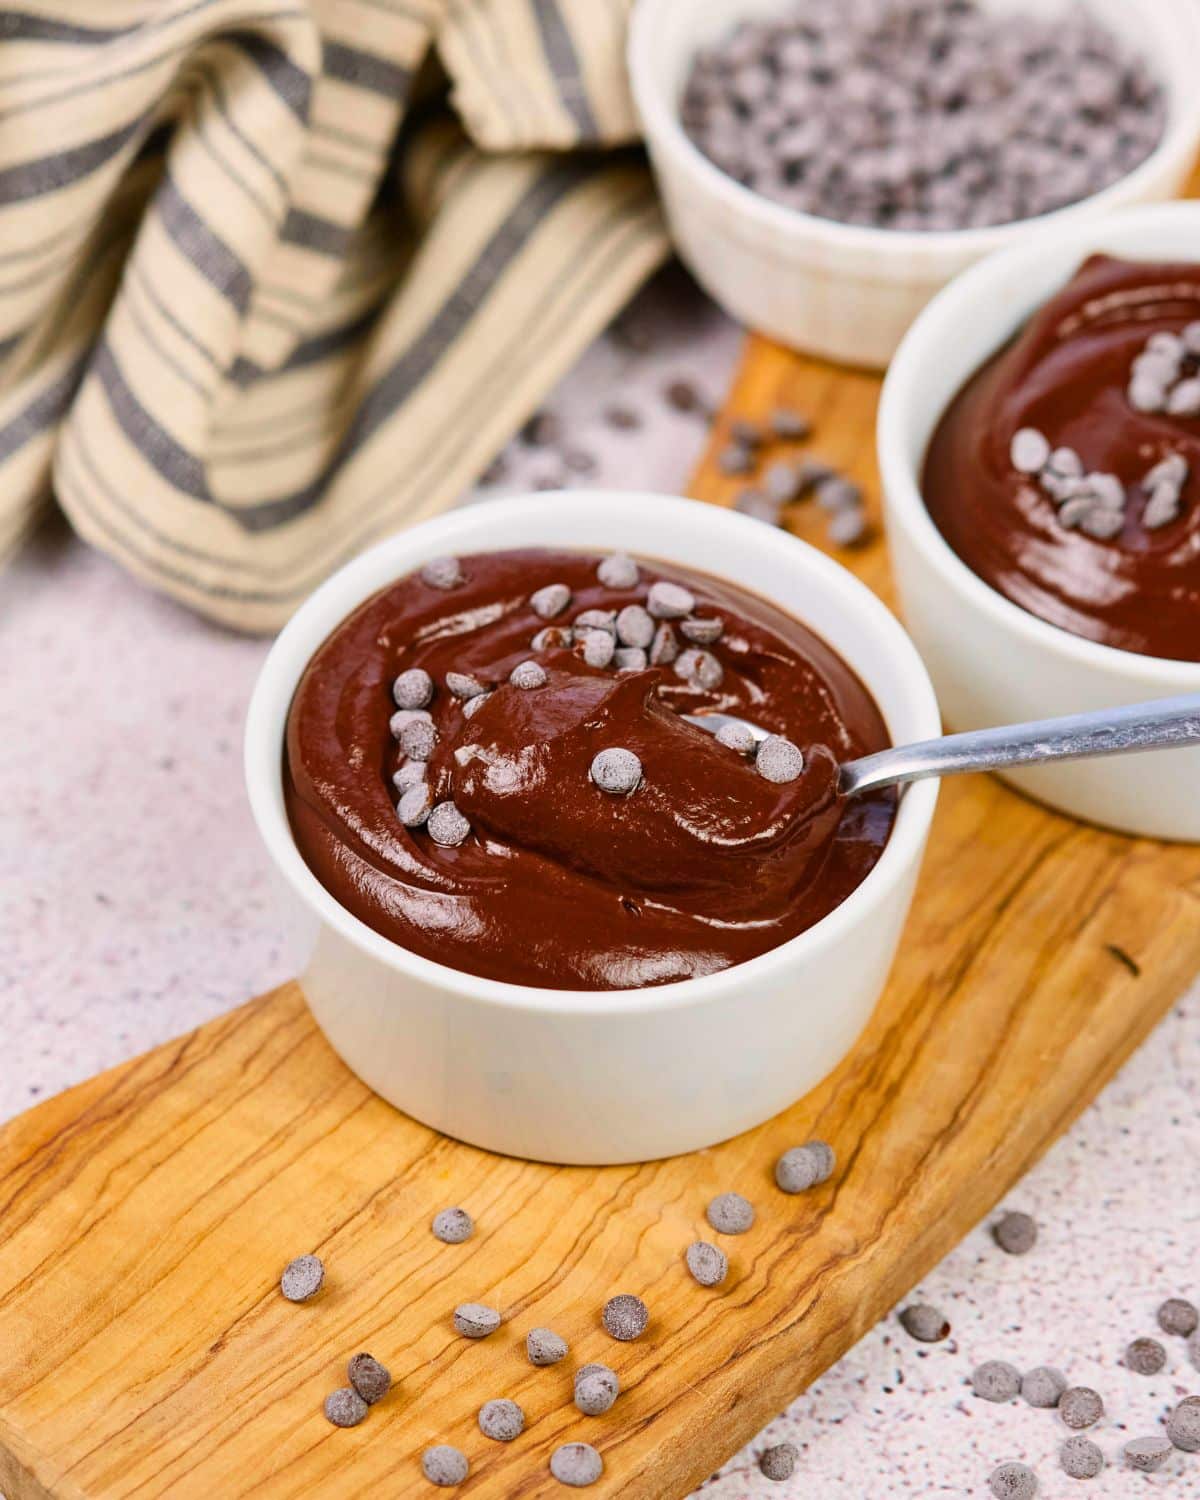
[4,339,1200,1500]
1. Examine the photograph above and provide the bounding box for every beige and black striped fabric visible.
[0,0,665,629]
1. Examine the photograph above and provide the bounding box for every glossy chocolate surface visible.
[284,549,894,990]
[924,255,1200,662]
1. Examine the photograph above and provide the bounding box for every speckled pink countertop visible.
[3,271,1197,1498]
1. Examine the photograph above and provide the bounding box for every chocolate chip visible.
[828,505,870,548]
[394,668,434,710]
[1011,428,1050,474]
[324,1386,369,1427]
[988,1461,1038,1499]
[1060,1435,1104,1480]
[759,1443,799,1482]
[649,622,679,666]
[574,1371,618,1416]
[706,1191,755,1234]
[972,1360,1022,1403]
[598,552,640,589]
[478,1398,524,1442]
[532,625,574,651]
[647,580,696,619]
[615,646,647,671]
[527,1327,569,1366]
[756,735,804,784]
[1167,378,1200,416]
[522,410,560,446]
[575,608,617,635]
[665,378,704,414]
[1159,1297,1199,1337]
[804,1139,835,1181]
[564,448,596,474]
[1021,1366,1066,1408]
[453,1302,501,1338]
[590,747,642,794]
[462,692,490,720]
[680,616,724,645]
[774,1144,824,1193]
[550,1442,604,1486]
[763,460,801,504]
[422,1445,469,1486]
[511,660,547,689]
[715,720,756,753]
[735,487,782,525]
[280,1253,324,1302]
[771,407,810,442]
[390,707,432,739]
[686,1240,728,1287]
[1124,1435,1171,1472]
[899,1304,949,1343]
[398,782,433,828]
[1190,1328,1200,1371]
[1167,1395,1200,1452]
[348,1352,391,1405]
[432,1207,473,1244]
[1048,447,1083,478]
[603,405,640,432]
[718,443,755,476]
[531,583,572,620]
[674,647,724,690]
[421,556,463,590]
[1129,372,1168,413]
[582,630,616,668]
[575,1362,619,1394]
[992,1210,1037,1255]
[1059,1387,1103,1429]
[616,604,655,648]
[446,671,486,701]
[816,476,861,512]
[393,760,427,791]
[428,801,470,847]
[602,1293,648,1342]
[400,717,438,762]
[1126,1336,1166,1375]
[730,418,765,449]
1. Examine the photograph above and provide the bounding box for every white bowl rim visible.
[244,491,940,1018]
[878,198,1200,688]
[627,0,1200,258]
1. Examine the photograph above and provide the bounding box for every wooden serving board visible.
[5,340,1200,1500]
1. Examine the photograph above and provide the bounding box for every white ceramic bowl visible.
[878,202,1200,842]
[628,0,1200,368]
[245,493,940,1163]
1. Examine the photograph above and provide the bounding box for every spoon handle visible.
[840,693,1200,798]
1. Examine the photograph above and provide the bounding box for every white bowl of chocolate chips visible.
[628,0,1200,367]
[246,492,940,1163]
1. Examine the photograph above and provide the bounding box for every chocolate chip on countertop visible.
[598,552,640,589]
[992,1210,1037,1255]
[590,747,642,794]
[1125,1336,1167,1375]
[421,556,464,590]
[478,1398,525,1442]
[422,1445,469,1487]
[972,1360,1022,1403]
[1021,1366,1066,1409]
[988,1461,1038,1499]
[686,1240,729,1287]
[453,1302,501,1338]
[550,1442,604,1487]
[527,1327,569,1366]
[602,1293,648,1342]
[1190,1327,1200,1372]
[1124,1435,1172,1472]
[1060,1435,1104,1480]
[759,1443,799,1482]
[1059,1387,1104,1429]
[603,404,641,432]
[427,801,471,848]
[431,1207,474,1244]
[706,1191,755,1234]
[324,1386,369,1427]
[348,1353,391,1405]
[280,1254,324,1302]
[394,668,434,710]
[522,411,560,446]
[665,378,705,414]
[1167,1396,1200,1452]
[899,1304,950,1343]
[1158,1297,1199,1337]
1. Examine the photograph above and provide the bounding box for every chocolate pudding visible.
[924,255,1200,662]
[284,548,894,990]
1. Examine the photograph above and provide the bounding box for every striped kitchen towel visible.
[0,0,668,630]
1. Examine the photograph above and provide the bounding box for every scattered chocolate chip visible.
[390,707,432,740]
[1126,1336,1166,1375]
[532,625,574,651]
[590,747,642,794]
[816,476,862,512]
[478,1398,525,1442]
[511,660,547,689]
[422,1445,469,1486]
[453,1302,501,1338]
[1060,1435,1104,1480]
[1022,1366,1066,1409]
[462,692,490,720]
[735,487,781,525]
[393,760,427,791]
[615,646,647,672]
[531,583,572,620]
[763,460,801,505]
[718,444,755,476]
[759,1442,799,1482]
[828,506,871,549]
[1158,1297,1199,1337]
[674,647,724,690]
[280,1253,324,1302]
[550,1442,604,1486]
[972,1360,1022,1403]
[522,411,560,446]
[582,630,616,668]
[598,552,640,589]
[428,801,470,847]
[574,1371,618,1416]
[665,378,704,414]
[715,720,757,754]
[602,1293,648,1342]
[771,407,810,442]
[756,735,804,784]
[647,580,696,619]
[616,603,655,648]
[400,718,438,762]
[563,448,596,474]
[1124,1435,1171,1472]
[398,782,433,828]
[527,1327,569,1366]
[706,1191,755,1234]
[1010,428,1050,474]
[1167,1395,1200,1452]
[446,671,486,701]
[324,1386,368,1427]
[730,419,765,449]
[1190,1328,1200,1372]
[686,1240,729,1287]
[575,1362,619,1396]
[988,1461,1038,1499]
[575,608,617,635]
[421,556,464,590]
[394,668,434,710]
[604,404,641,432]
[649,622,679,666]
[432,1207,473,1244]
[775,1144,823,1194]
[348,1352,391,1405]
[795,458,835,494]
[992,1210,1037,1255]
[680,616,724,645]
[1059,1387,1103,1429]
[804,1140,835,1181]
[899,1304,950,1343]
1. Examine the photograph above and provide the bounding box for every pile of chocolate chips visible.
[681,0,1165,233]
[1010,426,1190,536]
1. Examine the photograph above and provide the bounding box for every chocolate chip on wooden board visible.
[478,1398,525,1442]
[706,1191,755,1234]
[347,1353,391,1404]
[280,1253,324,1302]
[602,1293,648,1341]
[323,1386,368,1427]
[431,1207,474,1244]
[550,1442,604,1487]
[453,1302,501,1338]
[422,1445,469,1486]
[685,1240,728,1287]
[527,1327,569,1366]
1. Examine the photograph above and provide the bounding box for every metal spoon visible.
[684,693,1200,797]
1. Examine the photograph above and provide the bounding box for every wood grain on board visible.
[4,338,1200,1500]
